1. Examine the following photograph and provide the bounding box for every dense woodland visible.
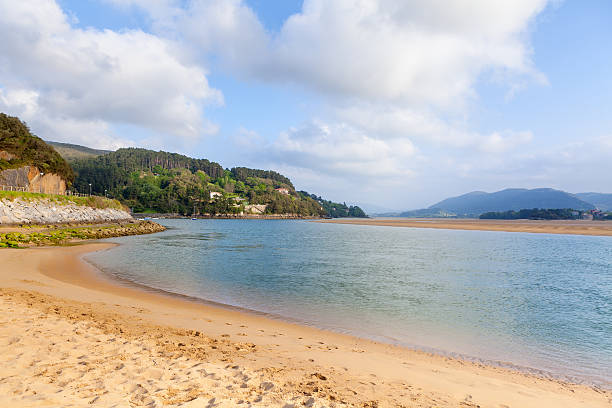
[0,114,74,183]
[71,148,366,217]
[299,192,367,218]
[480,208,612,220]
[480,208,583,220]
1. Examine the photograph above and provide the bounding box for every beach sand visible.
[0,244,610,407]
[319,218,612,236]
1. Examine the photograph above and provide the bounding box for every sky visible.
[0,0,610,212]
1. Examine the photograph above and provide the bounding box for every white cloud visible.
[237,120,417,180]
[169,0,548,109]
[233,126,265,149]
[0,88,135,149]
[126,0,546,159]
[2,0,564,208]
[480,130,533,153]
[595,135,612,151]
[0,0,221,148]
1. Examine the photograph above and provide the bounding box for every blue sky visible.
[1,1,611,211]
[474,1,612,146]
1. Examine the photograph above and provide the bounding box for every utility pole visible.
[89,183,92,197]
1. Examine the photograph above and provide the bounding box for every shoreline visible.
[1,243,610,406]
[319,217,612,236]
[82,247,605,387]
[134,213,323,220]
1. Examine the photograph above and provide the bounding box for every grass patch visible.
[0,221,165,247]
[0,190,126,211]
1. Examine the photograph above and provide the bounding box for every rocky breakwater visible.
[0,197,133,225]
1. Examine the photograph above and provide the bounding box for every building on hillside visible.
[209,191,222,200]
[275,188,290,195]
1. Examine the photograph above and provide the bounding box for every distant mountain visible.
[575,192,612,211]
[46,141,111,161]
[357,203,401,215]
[400,188,595,218]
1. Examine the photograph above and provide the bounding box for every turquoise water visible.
[85,219,612,386]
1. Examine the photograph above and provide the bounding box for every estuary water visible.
[85,219,612,386]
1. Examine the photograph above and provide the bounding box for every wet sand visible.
[0,244,610,407]
[319,218,612,236]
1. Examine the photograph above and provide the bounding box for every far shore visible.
[133,213,322,220]
[0,243,610,406]
[319,217,612,236]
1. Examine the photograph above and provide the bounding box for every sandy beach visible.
[0,244,610,407]
[319,218,612,236]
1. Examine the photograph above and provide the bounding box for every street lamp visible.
[89,183,92,196]
[104,189,107,198]
[39,172,44,193]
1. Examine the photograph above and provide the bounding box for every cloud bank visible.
[2,0,579,208]
[116,0,550,201]
[0,0,221,148]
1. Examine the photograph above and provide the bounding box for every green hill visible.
[1,113,365,217]
[0,113,74,183]
[46,141,111,161]
[71,147,365,217]
[299,192,366,218]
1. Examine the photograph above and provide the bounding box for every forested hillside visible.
[71,148,365,217]
[299,192,366,218]
[0,113,74,183]
[480,208,581,220]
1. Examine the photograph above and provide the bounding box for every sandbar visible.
[319,217,612,236]
[0,243,610,407]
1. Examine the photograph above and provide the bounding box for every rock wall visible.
[28,169,67,195]
[0,198,133,225]
[0,166,66,195]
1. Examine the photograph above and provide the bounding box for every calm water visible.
[85,219,612,386]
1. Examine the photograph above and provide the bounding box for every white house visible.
[275,188,290,195]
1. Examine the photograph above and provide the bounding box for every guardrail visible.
[0,185,94,197]
[0,185,27,192]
